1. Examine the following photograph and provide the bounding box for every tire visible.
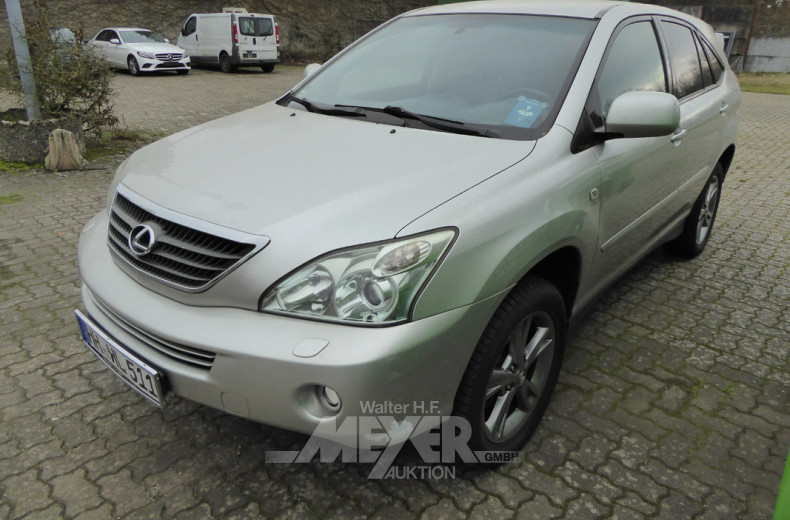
[664,163,724,258]
[127,56,140,76]
[261,63,275,73]
[454,276,567,453]
[176,69,190,75]
[219,52,236,73]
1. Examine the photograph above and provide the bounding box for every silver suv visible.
[76,0,739,452]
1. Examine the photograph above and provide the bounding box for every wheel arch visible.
[520,246,581,319]
[718,144,736,179]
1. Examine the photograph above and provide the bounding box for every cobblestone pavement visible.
[1,64,788,519]
[110,67,305,135]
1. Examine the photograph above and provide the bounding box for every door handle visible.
[670,129,687,143]
[719,103,729,114]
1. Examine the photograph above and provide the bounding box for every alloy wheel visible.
[483,311,555,443]
[696,175,720,245]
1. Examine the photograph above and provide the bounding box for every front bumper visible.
[138,56,191,72]
[78,211,503,446]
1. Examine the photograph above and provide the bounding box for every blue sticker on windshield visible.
[505,97,546,128]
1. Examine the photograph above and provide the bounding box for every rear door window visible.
[97,30,116,42]
[239,17,274,37]
[661,21,704,99]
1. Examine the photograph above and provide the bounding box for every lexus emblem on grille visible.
[128,224,157,256]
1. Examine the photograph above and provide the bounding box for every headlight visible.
[137,51,155,59]
[182,50,189,58]
[260,229,456,325]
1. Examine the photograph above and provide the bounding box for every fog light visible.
[321,386,341,409]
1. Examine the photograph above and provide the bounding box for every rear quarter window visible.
[700,37,724,84]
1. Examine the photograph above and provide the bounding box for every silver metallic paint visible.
[77,1,740,443]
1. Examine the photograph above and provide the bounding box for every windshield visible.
[291,14,595,139]
[120,30,166,44]
[239,17,274,37]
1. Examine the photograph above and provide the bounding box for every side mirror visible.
[164,38,170,43]
[604,91,680,139]
[109,38,120,45]
[304,63,322,79]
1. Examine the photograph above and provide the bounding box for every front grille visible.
[91,297,216,369]
[108,192,261,291]
[156,53,182,61]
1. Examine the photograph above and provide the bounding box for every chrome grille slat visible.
[154,246,228,271]
[109,240,216,284]
[157,236,244,260]
[92,296,215,369]
[155,53,183,61]
[107,192,262,291]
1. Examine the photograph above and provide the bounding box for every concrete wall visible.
[745,37,790,71]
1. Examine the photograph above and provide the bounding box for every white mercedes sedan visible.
[88,27,191,76]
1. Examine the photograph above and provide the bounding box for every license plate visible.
[244,52,257,58]
[74,310,165,406]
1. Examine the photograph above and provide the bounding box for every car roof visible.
[105,27,153,32]
[408,0,695,22]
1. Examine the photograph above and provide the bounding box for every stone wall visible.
[0,0,429,61]
[0,113,83,163]
[1,1,788,68]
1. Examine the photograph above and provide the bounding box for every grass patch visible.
[737,73,790,95]
[0,159,38,172]
[0,128,155,172]
[84,128,156,162]
[0,193,23,204]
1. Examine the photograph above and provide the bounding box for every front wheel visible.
[127,56,140,76]
[665,163,724,258]
[454,276,566,453]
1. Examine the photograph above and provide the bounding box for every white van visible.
[177,7,280,73]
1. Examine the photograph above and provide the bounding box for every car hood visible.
[125,42,185,54]
[118,103,535,248]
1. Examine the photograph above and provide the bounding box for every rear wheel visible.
[665,163,724,258]
[127,56,140,76]
[454,276,566,452]
[261,63,275,73]
[219,52,236,73]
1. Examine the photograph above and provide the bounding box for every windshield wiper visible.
[282,93,366,117]
[338,104,498,138]
[283,96,499,137]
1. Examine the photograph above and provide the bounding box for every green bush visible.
[1,3,117,133]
